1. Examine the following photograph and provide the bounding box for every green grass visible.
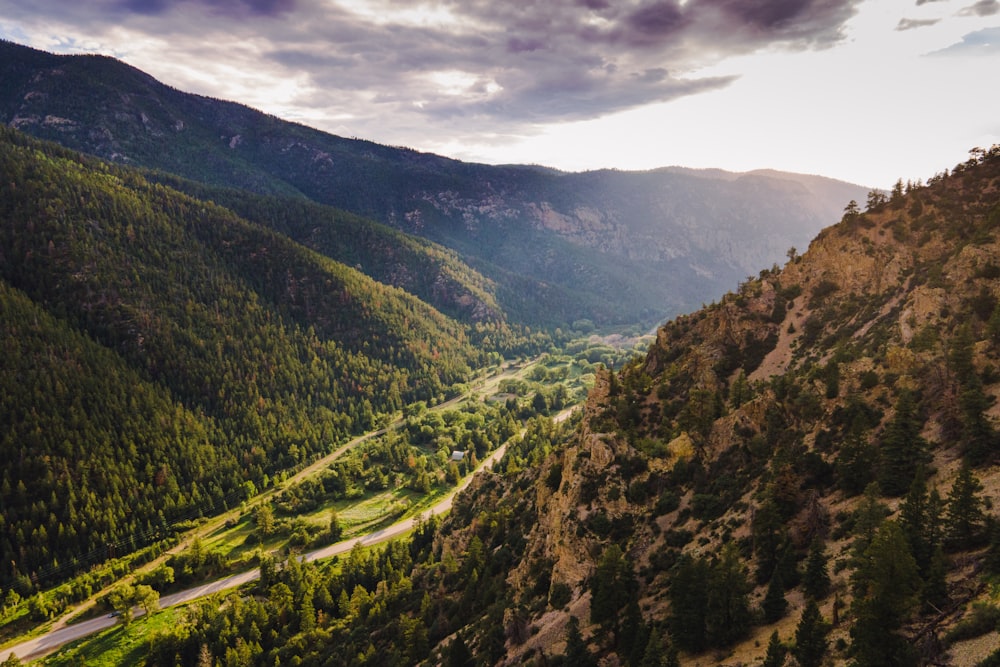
[43,607,183,667]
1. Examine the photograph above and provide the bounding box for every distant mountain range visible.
[0,39,868,328]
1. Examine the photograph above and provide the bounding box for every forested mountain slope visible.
[128,147,1000,667]
[141,173,547,356]
[0,127,485,590]
[0,39,869,327]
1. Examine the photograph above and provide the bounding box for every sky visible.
[0,0,997,188]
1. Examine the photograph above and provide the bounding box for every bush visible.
[549,582,572,609]
[944,603,1000,645]
[809,279,839,307]
[655,490,681,516]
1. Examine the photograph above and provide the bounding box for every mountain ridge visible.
[379,146,1000,666]
[0,38,869,327]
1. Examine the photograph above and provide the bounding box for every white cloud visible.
[0,0,997,185]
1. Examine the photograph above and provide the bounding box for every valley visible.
[0,37,999,667]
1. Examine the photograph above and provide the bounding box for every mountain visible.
[447,146,1000,664]
[0,127,487,588]
[0,39,868,328]
[124,147,1000,666]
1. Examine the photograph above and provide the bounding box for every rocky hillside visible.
[0,39,868,327]
[437,146,1000,665]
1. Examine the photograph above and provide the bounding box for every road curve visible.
[0,406,577,664]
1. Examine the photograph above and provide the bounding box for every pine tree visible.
[762,630,786,667]
[705,544,751,648]
[899,467,934,575]
[949,323,976,385]
[985,517,1000,575]
[663,637,680,667]
[752,498,787,584]
[762,569,788,623]
[564,616,596,667]
[729,370,752,408]
[835,411,878,496]
[792,599,829,667]
[590,544,634,636]
[945,463,985,550]
[802,537,831,600]
[850,521,921,667]
[299,588,315,633]
[850,483,889,571]
[447,633,473,667]
[878,391,927,497]
[669,554,710,652]
[639,627,664,667]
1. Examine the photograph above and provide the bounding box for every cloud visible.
[0,0,863,147]
[117,0,298,17]
[896,17,941,30]
[958,0,1000,15]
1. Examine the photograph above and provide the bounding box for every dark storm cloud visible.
[0,0,862,142]
[625,2,689,43]
[684,0,859,44]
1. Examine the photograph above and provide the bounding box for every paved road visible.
[0,405,577,663]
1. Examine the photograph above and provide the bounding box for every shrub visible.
[944,603,1000,645]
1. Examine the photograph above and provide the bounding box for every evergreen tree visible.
[850,483,889,571]
[752,498,787,584]
[619,595,642,654]
[705,544,752,648]
[729,370,752,408]
[948,325,998,465]
[802,537,831,600]
[984,517,1000,575]
[762,630,786,667]
[639,626,665,667]
[590,544,634,637]
[638,627,679,667]
[299,588,315,633]
[663,637,680,667]
[564,616,596,667]
[945,463,985,550]
[850,521,921,667]
[949,323,976,385]
[669,554,710,652]
[792,599,828,667]
[878,391,927,497]
[959,378,996,466]
[922,543,949,612]
[447,633,473,667]
[762,569,788,623]
[328,510,343,542]
[899,467,934,576]
[835,405,880,496]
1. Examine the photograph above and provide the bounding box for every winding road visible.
[1,405,578,664]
